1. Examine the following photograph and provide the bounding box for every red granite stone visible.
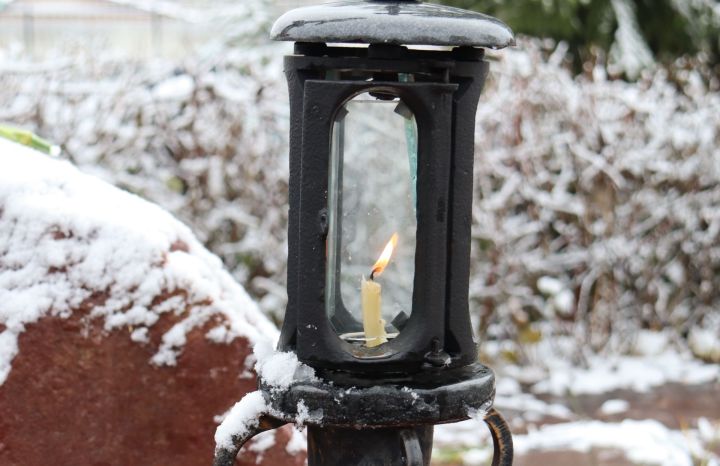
[0,311,305,466]
[0,142,305,466]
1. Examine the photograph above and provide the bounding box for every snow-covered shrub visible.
[1,38,718,355]
[472,41,719,354]
[0,42,292,323]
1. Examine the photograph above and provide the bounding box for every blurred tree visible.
[443,0,720,76]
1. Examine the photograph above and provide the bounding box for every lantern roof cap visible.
[270,0,514,49]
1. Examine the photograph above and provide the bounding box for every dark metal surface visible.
[211,407,514,466]
[280,44,489,375]
[400,428,426,466]
[211,364,510,465]
[295,78,454,372]
[212,415,287,466]
[307,425,433,466]
[261,363,495,428]
[484,408,514,466]
[271,0,514,48]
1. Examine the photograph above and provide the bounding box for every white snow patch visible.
[0,139,278,385]
[130,327,149,344]
[461,448,492,465]
[292,399,322,428]
[525,334,720,396]
[689,328,720,362]
[206,325,237,345]
[213,406,231,425]
[537,276,574,316]
[437,417,718,466]
[152,75,194,101]
[285,427,306,455]
[214,390,268,451]
[247,429,276,464]
[599,399,630,415]
[515,420,703,466]
[537,276,564,295]
[697,417,720,444]
[295,400,310,427]
[434,417,492,450]
[493,369,573,420]
[253,339,318,391]
[633,330,670,356]
[239,352,256,380]
[496,392,573,421]
[609,0,655,78]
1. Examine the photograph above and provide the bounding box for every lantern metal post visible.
[214,2,515,465]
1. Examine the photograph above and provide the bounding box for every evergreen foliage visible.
[442,0,720,75]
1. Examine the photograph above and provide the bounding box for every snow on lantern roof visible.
[0,138,279,385]
[270,0,514,49]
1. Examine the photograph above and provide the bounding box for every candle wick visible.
[370,268,377,281]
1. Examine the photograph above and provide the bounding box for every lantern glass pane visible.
[325,92,418,348]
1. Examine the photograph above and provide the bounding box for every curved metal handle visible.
[484,408,514,466]
[400,428,425,466]
[213,415,286,466]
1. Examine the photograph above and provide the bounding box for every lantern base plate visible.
[259,362,495,428]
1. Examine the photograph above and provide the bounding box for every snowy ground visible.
[433,331,720,466]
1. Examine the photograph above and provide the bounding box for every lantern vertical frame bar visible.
[293,74,457,372]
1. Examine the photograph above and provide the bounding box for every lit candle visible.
[361,233,397,347]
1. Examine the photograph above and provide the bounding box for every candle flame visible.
[370,233,398,280]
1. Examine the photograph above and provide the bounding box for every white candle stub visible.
[361,276,387,347]
[360,233,397,348]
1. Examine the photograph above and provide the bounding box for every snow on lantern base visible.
[0,139,305,466]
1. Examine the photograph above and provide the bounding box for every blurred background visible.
[0,0,719,464]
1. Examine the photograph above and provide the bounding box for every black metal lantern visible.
[214,2,515,465]
[278,0,514,376]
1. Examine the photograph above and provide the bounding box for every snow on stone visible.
[247,429,277,464]
[206,324,235,344]
[0,139,278,384]
[130,327,150,344]
[285,427,306,455]
[214,390,268,451]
